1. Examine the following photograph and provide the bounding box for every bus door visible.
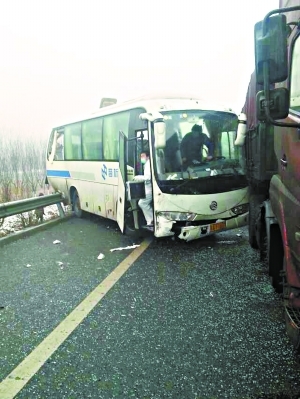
[117,130,127,233]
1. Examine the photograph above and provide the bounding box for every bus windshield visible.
[153,110,246,194]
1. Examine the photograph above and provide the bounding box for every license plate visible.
[210,222,226,232]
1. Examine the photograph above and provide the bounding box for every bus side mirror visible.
[154,121,166,149]
[255,14,288,85]
[256,88,289,121]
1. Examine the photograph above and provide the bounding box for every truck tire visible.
[249,194,264,249]
[268,225,284,293]
[285,306,300,352]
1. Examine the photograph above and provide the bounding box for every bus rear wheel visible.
[72,189,84,218]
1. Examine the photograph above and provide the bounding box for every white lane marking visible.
[0,237,152,399]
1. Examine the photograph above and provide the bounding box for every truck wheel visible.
[285,306,300,352]
[258,215,267,262]
[267,226,284,293]
[249,194,264,249]
[72,189,84,218]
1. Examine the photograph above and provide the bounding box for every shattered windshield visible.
[154,110,245,183]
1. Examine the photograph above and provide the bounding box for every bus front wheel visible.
[124,205,140,237]
[72,189,84,218]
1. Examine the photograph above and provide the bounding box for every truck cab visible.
[241,1,300,350]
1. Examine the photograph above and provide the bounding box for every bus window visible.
[65,123,82,160]
[55,131,65,160]
[47,130,56,161]
[221,132,230,158]
[47,129,64,161]
[126,108,148,168]
[82,118,103,160]
[103,111,130,160]
[136,130,149,174]
[220,131,238,159]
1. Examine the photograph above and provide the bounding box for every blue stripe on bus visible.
[47,170,71,178]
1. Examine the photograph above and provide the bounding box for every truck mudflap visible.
[176,212,249,242]
[285,306,300,351]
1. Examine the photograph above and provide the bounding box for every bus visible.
[46,95,249,242]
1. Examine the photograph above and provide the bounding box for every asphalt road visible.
[0,215,300,399]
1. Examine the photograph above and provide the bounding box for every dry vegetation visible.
[0,135,51,231]
[0,136,47,203]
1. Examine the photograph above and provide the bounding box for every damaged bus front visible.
[123,103,249,242]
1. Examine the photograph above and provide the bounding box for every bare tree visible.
[21,137,47,197]
[8,138,26,200]
[0,137,14,202]
[0,133,48,202]
[36,137,48,191]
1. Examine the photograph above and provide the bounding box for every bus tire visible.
[124,206,140,238]
[72,189,84,218]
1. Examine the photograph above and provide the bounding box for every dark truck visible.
[236,0,300,350]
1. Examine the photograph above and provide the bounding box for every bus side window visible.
[136,130,149,174]
[55,132,64,160]
[82,118,103,160]
[47,130,56,161]
[103,111,130,161]
[64,123,82,160]
[48,129,64,161]
[128,108,148,169]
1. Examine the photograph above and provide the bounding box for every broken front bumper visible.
[155,212,249,242]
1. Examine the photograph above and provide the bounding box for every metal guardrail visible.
[0,193,65,219]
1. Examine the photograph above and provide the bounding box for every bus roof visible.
[53,94,237,129]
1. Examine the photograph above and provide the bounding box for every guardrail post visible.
[56,203,65,218]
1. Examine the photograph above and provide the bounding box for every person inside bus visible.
[133,150,153,229]
[180,124,213,168]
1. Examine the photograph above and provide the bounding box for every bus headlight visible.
[231,204,249,215]
[157,212,197,221]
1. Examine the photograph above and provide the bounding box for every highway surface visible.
[0,215,300,399]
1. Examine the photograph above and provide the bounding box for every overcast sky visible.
[0,0,279,140]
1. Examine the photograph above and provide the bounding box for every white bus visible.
[46,95,249,242]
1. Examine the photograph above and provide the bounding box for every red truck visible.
[237,0,300,350]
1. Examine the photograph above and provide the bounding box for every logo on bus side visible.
[210,201,218,211]
[101,164,118,180]
[101,164,107,180]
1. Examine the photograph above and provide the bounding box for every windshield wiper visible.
[169,179,193,193]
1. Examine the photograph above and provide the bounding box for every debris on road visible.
[97,253,105,260]
[110,244,140,252]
